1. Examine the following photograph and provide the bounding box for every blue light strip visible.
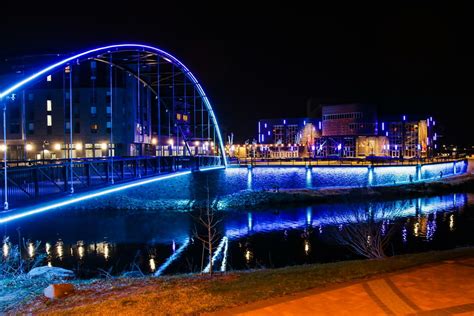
[154,238,190,276]
[0,43,226,166]
[0,170,192,224]
[220,237,229,272]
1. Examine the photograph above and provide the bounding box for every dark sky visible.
[1,7,472,145]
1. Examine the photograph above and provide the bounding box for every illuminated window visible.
[90,106,96,116]
[47,75,52,82]
[47,100,52,111]
[176,113,182,120]
[65,66,70,73]
[47,115,52,126]
[183,115,188,121]
[91,124,99,133]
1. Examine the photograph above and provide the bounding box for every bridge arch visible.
[0,43,226,164]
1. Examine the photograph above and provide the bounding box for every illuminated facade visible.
[0,44,225,162]
[255,104,437,159]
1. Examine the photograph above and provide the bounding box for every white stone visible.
[28,266,75,280]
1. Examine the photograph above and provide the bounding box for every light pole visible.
[2,98,8,210]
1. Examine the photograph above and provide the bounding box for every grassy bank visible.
[8,247,474,315]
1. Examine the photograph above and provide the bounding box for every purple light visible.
[381,122,385,131]
[283,119,286,124]
[267,131,270,136]
[303,120,306,125]
[337,143,342,150]
[385,131,389,137]
[433,120,435,126]
[318,121,322,130]
[311,145,315,151]
[403,115,406,121]
[264,123,267,128]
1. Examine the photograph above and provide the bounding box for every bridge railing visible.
[0,155,221,209]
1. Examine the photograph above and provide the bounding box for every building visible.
[255,103,438,159]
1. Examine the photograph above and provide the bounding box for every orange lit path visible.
[214,257,474,316]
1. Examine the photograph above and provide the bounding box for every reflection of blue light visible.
[220,237,229,272]
[0,170,193,224]
[381,122,385,131]
[306,207,312,225]
[283,119,286,124]
[224,193,466,240]
[267,131,270,136]
[154,237,190,276]
[0,43,227,166]
[264,123,267,128]
[203,236,228,273]
[247,212,253,231]
[319,121,322,129]
[403,115,406,121]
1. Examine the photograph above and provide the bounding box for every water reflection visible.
[1,193,472,277]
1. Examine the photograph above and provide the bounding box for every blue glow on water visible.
[224,193,467,239]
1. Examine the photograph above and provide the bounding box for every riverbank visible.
[219,173,474,210]
[5,247,474,315]
[69,174,474,213]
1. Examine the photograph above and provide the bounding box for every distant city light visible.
[381,122,385,131]
[54,143,61,151]
[101,143,107,150]
[337,143,342,150]
[26,144,33,151]
[76,143,83,151]
[403,115,406,121]
[151,138,158,145]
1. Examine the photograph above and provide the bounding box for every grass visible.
[8,247,474,315]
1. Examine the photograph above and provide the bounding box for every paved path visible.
[216,257,474,315]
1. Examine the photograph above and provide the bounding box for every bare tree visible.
[325,202,405,259]
[192,180,221,275]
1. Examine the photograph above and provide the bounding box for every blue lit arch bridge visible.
[0,44,226,211]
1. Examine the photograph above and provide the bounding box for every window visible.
[65,122,70,131]
[183,114,188,122]
[91,124,99,133]
[28,123,34,135]
[176,113,182,120]
[46,75,52,82]
[106,106,111,115]
[106,121,111,133]
[90,106,97,116]
[47,100,52,111]
[47,115,52,126]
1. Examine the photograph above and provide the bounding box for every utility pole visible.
[2,98,8,210]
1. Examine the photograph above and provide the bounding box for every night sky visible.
[1,7,472,146]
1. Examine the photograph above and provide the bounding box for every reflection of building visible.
[255,103,438,159]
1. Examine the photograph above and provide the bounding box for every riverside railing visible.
[233,156,465,167]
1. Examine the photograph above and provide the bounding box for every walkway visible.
[216,257,474,315]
